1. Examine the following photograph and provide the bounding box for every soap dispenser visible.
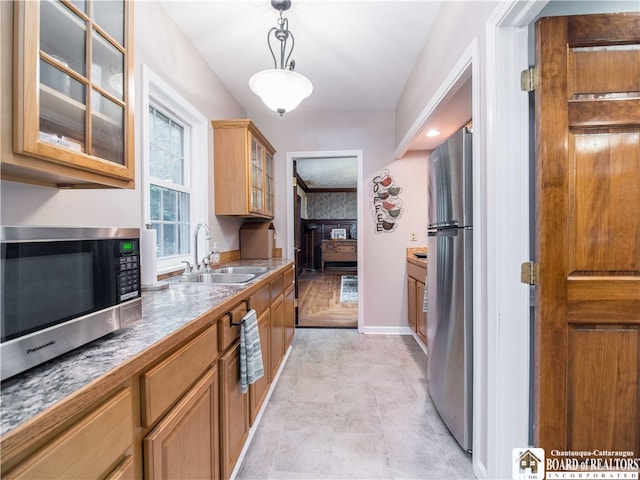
[210,242,221,267]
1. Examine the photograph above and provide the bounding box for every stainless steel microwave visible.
[1,226,142,380]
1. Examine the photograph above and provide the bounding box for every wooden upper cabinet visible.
[7,0,135,188]
[212,119,276,219]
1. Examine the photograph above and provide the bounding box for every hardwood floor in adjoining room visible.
[297,270,357,328]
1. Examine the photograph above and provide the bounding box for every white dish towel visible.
[239,309,264,394]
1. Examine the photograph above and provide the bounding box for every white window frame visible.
[139,64,208,274]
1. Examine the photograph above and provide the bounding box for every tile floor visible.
[237,328,476,479]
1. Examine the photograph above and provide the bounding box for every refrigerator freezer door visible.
[427,128,472,228]
[426,227,473,451]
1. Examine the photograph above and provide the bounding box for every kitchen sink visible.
[210,266,269,275]
[179,273,256,284]
[170,265,271,285]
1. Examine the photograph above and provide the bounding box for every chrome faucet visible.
[193,223,210,272]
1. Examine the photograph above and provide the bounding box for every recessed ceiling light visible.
[426,129,440,137]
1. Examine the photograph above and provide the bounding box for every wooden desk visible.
[321,240,357,271]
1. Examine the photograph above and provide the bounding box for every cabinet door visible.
[249,309,271,426]
[5,389,133,479]
[249,136,264,214]
[220,341,249,479]
[11,0,134,188]
[408,277,417,332]
[284,284,295,350]
[144,368,220,480]
[416,281,428,344]
[270,294,285,380]
[264,150,274,217]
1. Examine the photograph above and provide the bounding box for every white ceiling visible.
[161,0,473,186]
[295,156,357,189]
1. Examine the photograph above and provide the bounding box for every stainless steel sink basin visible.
[180,273,255,284]
[210,266,268,275]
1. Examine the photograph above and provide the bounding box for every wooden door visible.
[534,12,640,453]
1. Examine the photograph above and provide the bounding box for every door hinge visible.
[520,66,539,92]
[521,261,540,285]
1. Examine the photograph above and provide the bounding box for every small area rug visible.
[340,275,358,303]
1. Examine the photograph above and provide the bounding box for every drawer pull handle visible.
[229,299,251,326]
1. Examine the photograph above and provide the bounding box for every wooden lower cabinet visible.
[220,340,249,479]
[144,368,220,480]
[415,281,427,344]
[408,276,417,332]
[407,260,427,345]
[269,293,285,380]
[249,309,271,426]
[0,263,296,480]
[4,389,133,479]
[284,284,295,350]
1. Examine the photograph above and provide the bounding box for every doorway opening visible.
[286,150,364,330]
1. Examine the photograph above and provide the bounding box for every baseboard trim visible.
[230,344,293,480]
[361,326,414,335]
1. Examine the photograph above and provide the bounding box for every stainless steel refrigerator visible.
[426,125,473,452]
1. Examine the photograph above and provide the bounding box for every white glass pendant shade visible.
[249,69,313,115]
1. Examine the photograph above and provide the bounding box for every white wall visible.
[250,110,431,330]
[395,1,498,147]
[1,1,247,254]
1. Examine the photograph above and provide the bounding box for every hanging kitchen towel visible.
[239,308,264,394]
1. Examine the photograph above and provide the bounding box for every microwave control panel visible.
[117,239,140,302]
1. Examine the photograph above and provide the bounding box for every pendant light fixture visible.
[249,0,313,116]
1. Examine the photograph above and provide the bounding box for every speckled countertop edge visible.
[0,258,292,437]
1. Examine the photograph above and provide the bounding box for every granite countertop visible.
[406,247,427,267]
[0,258,292,438]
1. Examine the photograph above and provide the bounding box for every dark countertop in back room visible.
[0,257,293,437]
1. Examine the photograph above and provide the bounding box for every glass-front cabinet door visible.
[264,151,274,217]
[10,0,134,188]
[250,135,264,214]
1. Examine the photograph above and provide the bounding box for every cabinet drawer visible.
[270,275,284,300]
[322,242,335,252]
[141,326,218,427]
[218,302,248,352]
[106,455,135,480]
[324,252,356,262]
[6,389,132,479]
[336,245,355,253]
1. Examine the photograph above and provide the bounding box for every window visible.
[148,106,190,258]
[140,65,207,274]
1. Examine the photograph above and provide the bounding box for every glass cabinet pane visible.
[68,1,86,14]
[91,91,124,164]
[39,59,86,152]
[93,1,125,46]
[40,0,86,76]
[92,31,124,100]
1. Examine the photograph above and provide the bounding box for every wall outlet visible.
[410,231,417,241]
